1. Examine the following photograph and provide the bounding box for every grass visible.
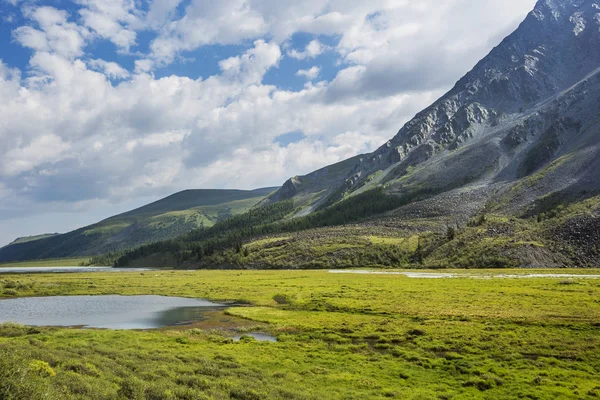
[366,236,420,251]
[8,234,59,245]
[246,237,293,248]
[0,258,91,268]
[84,223,132,235]
[0,269,599,398]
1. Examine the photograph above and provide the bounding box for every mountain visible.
[0,188,277,262]
[113,0,600,270]
[264,0,600,219]
[8,234,60,245]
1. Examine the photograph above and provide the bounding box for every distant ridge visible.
[0,187,278,262]
[7,234,60,246]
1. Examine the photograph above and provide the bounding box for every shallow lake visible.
[0,295,230,329]
[0,266,148,274]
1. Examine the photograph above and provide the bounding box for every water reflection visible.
[0,266,151,274]
[0,295,226,329]
[233,332,277,342]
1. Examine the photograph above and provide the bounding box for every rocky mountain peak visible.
[265,0,600,215]
[534,0,597,19]
[354,0,600,184]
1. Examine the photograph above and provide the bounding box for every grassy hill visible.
[113,187,600,269]
[8,234,59,245]
[0,188,277,262]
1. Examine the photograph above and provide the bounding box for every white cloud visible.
[0,60,20,81]
[1,134,71,176]
[14,6,89,59]
[288,39,326,60]
[148,0,267,66]
[145,0,184,29]
[88,59,130,79]
[218,40,282,84]
[125,130,188,152]
[134,59,154,74]
[296,66,320,80]
[76,0,140,52]
[12,26,49,51]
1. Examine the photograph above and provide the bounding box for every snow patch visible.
[524,53,541,76]
[570,12,586,36]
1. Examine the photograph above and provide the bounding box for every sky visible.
[0,0,537,246]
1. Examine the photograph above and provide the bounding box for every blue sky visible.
[0,0,537,245]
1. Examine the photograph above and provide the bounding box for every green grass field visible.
[1,269,599,399]
[0,258,91,268]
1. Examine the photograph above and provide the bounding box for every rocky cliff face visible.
[267,0,600,217]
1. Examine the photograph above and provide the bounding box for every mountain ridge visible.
[264,0,600,216]
[0,187,278,262]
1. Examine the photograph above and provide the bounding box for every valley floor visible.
[1,270,599,399]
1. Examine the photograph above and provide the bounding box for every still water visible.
[0,267,147,274]
[0,295,227,329]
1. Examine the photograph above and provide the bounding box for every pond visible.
[0,266,149,274]
[1,295,229,330]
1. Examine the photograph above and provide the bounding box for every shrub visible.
[446,226,456,241]
[0,348,59,399]
[407,329,426,337]
[230,388,262,400]
[272,294,294,305]
[28,360,56,378]
[3,280,17,289]
[117,376,145,399]
[0,323,29,338]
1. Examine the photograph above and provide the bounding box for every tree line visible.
[113,188,420,268]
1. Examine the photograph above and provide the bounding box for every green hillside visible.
[8,234,59,245]
[113,188,599,270]
[0,188,277,262]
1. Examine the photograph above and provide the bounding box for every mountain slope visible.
[265,0,600,218]
[113,0,600,270]
[0,188,277,262]
[8,234,60,245]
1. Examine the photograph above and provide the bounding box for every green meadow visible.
[1,269,599,399]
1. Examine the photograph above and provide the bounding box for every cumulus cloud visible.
[14,6,89,59]
[88,59,130,79]
[218,40,282,84]
[1,134,71,176]
[145,0,184,29]
[76,0,140,52]
[296,66,320,80]
[134,59,154,74]
[148,0,267,66]
[288,39,327,60]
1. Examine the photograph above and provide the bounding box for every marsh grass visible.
[0,270,599,399]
